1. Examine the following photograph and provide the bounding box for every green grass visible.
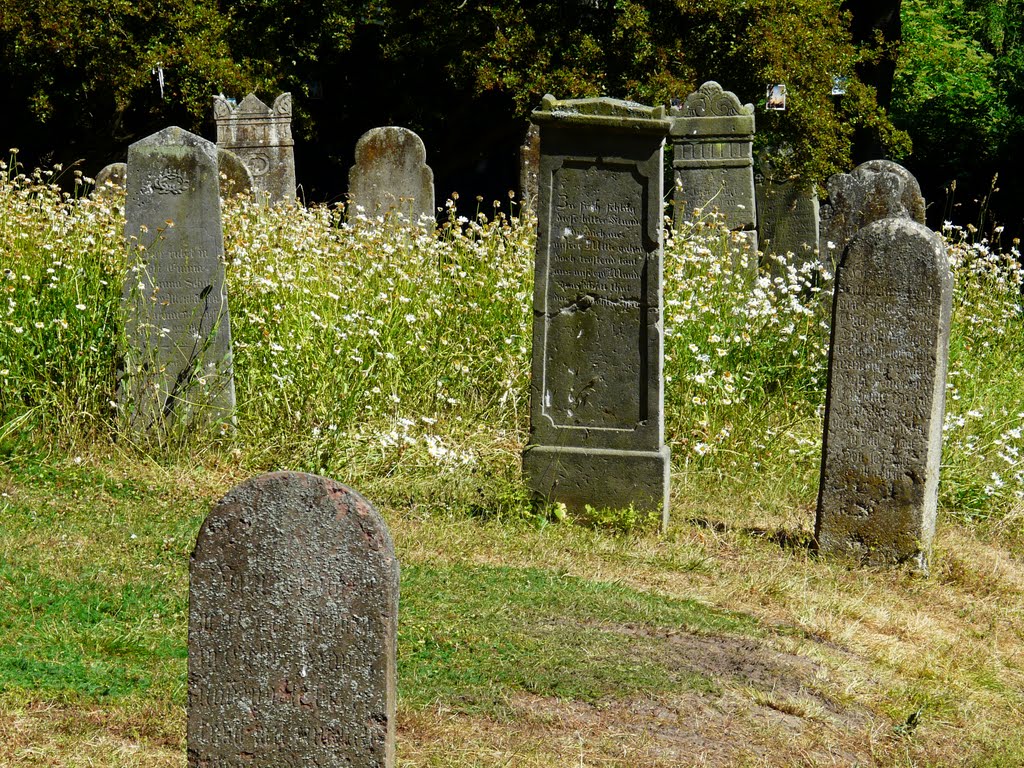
[399,563,753,711]
[2,166,1024,765]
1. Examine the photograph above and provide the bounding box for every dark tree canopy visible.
[4,0,1016,232]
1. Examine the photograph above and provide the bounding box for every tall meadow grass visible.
[1,157,1022,525]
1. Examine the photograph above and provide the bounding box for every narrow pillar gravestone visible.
[347,126,435,227]
[213,93,296,204]
[669,82,757,252]
[522,95,672,527]
[519,123,541,215]
[123,126,235,432]
[189,472,399,767]
[820,159,926,266]
[816,218,953,570]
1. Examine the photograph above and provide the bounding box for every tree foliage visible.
[892,0,1024,226]
[0,0,918,190]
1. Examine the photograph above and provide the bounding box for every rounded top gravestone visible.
[93,162,127,197]
[216,147,254,199]
[816,217,953,570]
[188,471,398,767]
[821,159,927,261]
[347,126,435,226]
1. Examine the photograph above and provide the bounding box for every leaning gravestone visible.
[189,472,398,767]
[213,93,296,204]
[816,218,953,570]
[123,126,235,432]
[820,159,926,265]
[216,147,254,199]
[94,162,127,196]
[669,81,757,251]
[347,126,435,226]
[522,95,672,527]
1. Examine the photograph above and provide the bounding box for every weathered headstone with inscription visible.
[669,81,757,250]
[816,218,953,570]
[519,123,541,215]
[756,172,821,270]
[216,147,254,199]
[123,126,234,432]
[820,160,926,265]
[94,162,127,196]
[522,95,672,527]
[347,126,435,226]
[213,93,296,204]
[189,472,398,768]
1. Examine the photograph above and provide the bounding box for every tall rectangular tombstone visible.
[522,95,672,527]
[816,218,953,569]
[189,472,399,767]
[123,126,234,432]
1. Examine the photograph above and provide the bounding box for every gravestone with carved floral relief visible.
[213,93,296,204]
[816,218,953,570]
[188,471,398,767]
[122,126,235,432]
[522,95,672,527]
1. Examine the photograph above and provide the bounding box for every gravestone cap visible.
[669,81,755,136]
[532,94,671,133]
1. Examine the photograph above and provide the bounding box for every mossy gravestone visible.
[816,218,953,570]
[820,160,927,266]
[347,126,435,226]
[123,126,234,433]
[522,95,672,527]
[189,472,399,767]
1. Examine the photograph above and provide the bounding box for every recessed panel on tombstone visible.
[543,161,647,431]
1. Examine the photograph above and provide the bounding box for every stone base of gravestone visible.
[189,472,398,768]
[815,218,952,571]
[524,446,671,519]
